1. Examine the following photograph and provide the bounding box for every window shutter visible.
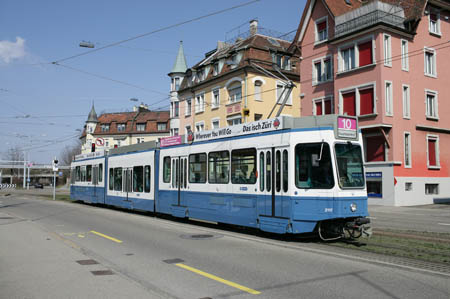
[316,101,323,115]
[325,100,332,114]
[428,139,437,166]
[317,21,326,31]
[358,41,373,66]
[343,92,356,116]
[360,88,374,115]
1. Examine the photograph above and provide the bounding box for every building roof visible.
[323,0,426,20]
[80,109,170,138]
[178,33,299,92]
[87,104,98,123]
[170,41,188,75]
[289,0,428,51]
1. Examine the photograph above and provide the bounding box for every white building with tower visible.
[79,104,170,154]
[168,41,188,136]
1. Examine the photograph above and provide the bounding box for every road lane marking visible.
[175,263,260,295]
[438,223,450,226]
[90,230,122,243]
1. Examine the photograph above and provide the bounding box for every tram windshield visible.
[335,143,365,188]
[295,143,334,189]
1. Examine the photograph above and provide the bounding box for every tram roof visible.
[73,115,358,161]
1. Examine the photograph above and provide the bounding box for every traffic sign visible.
[96,137,105,146]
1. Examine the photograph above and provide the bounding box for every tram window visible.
[183,159,187,188]
[266,151,271,192]
[259,152,265,191]
[180,159,184,188]
[163,157,171,183]
[114,167,122,191]
[172,159,177,188]
[335,143,365,188]
[71,169,75,184]
[109,168,114,190]
[133,166,144,192]
[295,143,334,189]
[76,166,81,182]
[189,153,207,183]
[86,165,92,182]
[283,150,288,192]
[81,167,86,182]
[144,165,151,193]
[98,164,103,182]
[276,151,281,192]
[208,151,229,184]
[231,148,256,184]
[175,159,180,187]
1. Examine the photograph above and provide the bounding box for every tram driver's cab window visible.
[295,143,334,189]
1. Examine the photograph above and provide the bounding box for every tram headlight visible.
[350,203,357,212]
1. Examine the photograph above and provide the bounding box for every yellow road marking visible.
[78,234,85,238]
[175,263,260,295]
[90,230,122,243]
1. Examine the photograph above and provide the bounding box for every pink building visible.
[290,0,450,206]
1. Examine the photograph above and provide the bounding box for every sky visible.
[0,0,306,164]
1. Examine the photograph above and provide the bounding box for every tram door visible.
[258,147,289,217]
[92,165,98,203]
[171,156,188,207]
[122,168,132,202]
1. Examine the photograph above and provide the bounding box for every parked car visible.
[34,183,44,189]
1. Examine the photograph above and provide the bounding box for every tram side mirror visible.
[311,154,320,167]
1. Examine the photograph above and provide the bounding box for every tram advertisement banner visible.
[193,118,283,143]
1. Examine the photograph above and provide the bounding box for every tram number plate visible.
[337,117,357,138]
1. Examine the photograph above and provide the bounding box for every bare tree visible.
[2,146,25,178]
[2,145,25,162]
[59,140,82,166]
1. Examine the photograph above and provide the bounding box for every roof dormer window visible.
[315,17,328,43]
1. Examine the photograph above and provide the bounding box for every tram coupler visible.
[344,217,372,239]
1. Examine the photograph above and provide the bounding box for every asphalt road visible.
[1,193,449,299]
[369,204,450,233]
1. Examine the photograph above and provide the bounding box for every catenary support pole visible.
[53,171,56,200]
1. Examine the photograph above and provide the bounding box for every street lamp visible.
[79,41,95,48]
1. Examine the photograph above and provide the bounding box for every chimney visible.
[249,19,258,36]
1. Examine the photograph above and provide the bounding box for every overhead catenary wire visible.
[53,63,168,96]
[51,0,261,64]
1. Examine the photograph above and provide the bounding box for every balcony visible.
[335,0,406,38]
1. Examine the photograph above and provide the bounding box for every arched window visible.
[254,80,263,101]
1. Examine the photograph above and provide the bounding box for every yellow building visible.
[174,20,301,135]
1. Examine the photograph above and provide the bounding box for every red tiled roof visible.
[80,110,170,138]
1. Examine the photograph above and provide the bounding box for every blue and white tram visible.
[106,143,157,211]
[70,152,106,204]
[70,115,371,239]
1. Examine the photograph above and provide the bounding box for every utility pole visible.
[23,157,26,189]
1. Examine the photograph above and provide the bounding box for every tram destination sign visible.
[337,116,357,139]
[193,118,283,143]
